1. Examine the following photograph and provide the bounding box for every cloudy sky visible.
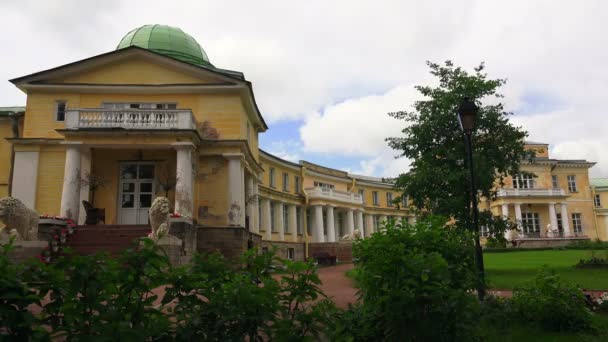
[1,0,607,177]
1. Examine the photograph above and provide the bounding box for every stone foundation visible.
[168,218,196,264]
[309,241,354,263]
[1,240,48,263]
[196,226,262,259]
[511,237,590,248]
[261,241,306,261]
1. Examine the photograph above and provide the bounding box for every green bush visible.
[512,268,593,332]
[0,239,336,340]
[344,216,481,341]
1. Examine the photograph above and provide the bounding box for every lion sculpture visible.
[148,197,171,239]
[338,229,362,241]
[0,197,39,241]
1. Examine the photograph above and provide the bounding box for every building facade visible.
[0,25,605,257]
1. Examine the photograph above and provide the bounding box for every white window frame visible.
[287,248,295,260]
[294,176,300,194]
[572,213,583,233]
[595,194,602,208]
[521,212,540,234]
[567,175,577,192]
[551,175,559,189]
[513,174,534,189]
[386,192,393,206]
[358,189,365,204]
[314,181,335,189]
[282,172,289,192]
[402,195,408,207]
[55,100,67,122]
[372,191,379,206]
[480,226,490,237]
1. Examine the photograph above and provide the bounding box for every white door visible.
[118,162,155,225]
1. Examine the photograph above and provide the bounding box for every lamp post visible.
[458,97,486,301]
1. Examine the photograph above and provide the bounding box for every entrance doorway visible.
[118,162,155,224]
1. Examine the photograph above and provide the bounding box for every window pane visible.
[121,194,134,208]
[121,165,137,179]
[139,194,152,208]
[140,182,153,193]
[122,182,135,192]
[139,165,155,179]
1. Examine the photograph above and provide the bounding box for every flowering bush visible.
[594,292,608,313]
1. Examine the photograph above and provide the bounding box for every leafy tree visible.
[387,60,529,236]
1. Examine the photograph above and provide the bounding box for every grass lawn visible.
[485,249,608,290]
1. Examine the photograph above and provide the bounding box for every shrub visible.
[512,268,593,332]
[346,216,481,341]
[575,250,608,269]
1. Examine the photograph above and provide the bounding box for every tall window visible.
[55,100,67,121]
[402,195,408,207]
[386,192,393,206]
[521,212,540,234]
[372,191,379,205]
[567,175,577,192]
[246,122,251,143]
[358,189,365,203]
[286,248,295,260]
[513,174,534,189]
[258,203,263,231]
[595,194,602,208]
[270,203,276,232]
[296,207,302,234]
[314,181,335,189]
[556,213,563,233]
[283,205,289,229]
[480,226,489,237]
[294,176,300,194]
[373,215,379,230]
[282,172,289,192]
[551,175,559,189]
[306,208,311,235]
[269,168,276,188]
[572,213,582,233]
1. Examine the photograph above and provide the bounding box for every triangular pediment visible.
[11,47,241,87]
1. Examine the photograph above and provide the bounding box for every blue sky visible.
[1,1,608,176]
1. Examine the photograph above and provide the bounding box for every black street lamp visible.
[458,97,486,301]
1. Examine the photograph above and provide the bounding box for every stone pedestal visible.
[0,240,48,263]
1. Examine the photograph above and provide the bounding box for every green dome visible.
[117,24,212,67]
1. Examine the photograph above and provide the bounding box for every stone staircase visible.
[62,225,151,256]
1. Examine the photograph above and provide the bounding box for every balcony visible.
[305,187,363,206]
[496,188,566,198]
[65,108,195,130]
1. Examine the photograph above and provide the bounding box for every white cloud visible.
[2,0,608,176]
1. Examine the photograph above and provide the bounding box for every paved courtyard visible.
[317,263,357,308]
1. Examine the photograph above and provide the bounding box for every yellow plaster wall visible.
[259,158,302,194]
[92,149,176,225]
[53,58,218,85]
[0,120,13,197]
[35,146,65,215]
[197,155,229,226]
[23,92,81,139]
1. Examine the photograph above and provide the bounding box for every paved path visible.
[317,263,357,308]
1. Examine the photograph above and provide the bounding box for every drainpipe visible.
[7,113,23,196]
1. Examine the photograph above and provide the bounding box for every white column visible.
[252,177,260,234]
[313,205,324,242]
[356,210,364,238]
[560,203,571,237]
[78,147,91,225]
[365,214,374,237]
[549,203,558,237]
[261,198,271,240]
[326,205,336,242]
[502,204,510,240]
[379,215,387,230]
[288,204,297,241]
[60,144,81,220]
[514,203,523,232]
[275,202,285,241]
[175,144,194,218]
[246,176,255,232]
[346,209,355,236]
[411,215,417,224]
[11,151,39,210]
[226,154,245,226]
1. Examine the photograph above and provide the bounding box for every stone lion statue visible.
[149,197,170,239]
[0,197,39,241]
[338,229,362,241]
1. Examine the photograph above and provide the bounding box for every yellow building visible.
[0,25,604,258]
[0,25,410,258]
[489,142,599,245]
[591,178,608,241]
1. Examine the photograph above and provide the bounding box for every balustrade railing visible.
[496,188,566,197]
[65,109,195,130]
[305,187,363,205]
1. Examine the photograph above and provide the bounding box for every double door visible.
[118,162,155,224]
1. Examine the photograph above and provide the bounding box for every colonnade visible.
[501,202,571,238]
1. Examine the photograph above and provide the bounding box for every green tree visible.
[387,60,529,235]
